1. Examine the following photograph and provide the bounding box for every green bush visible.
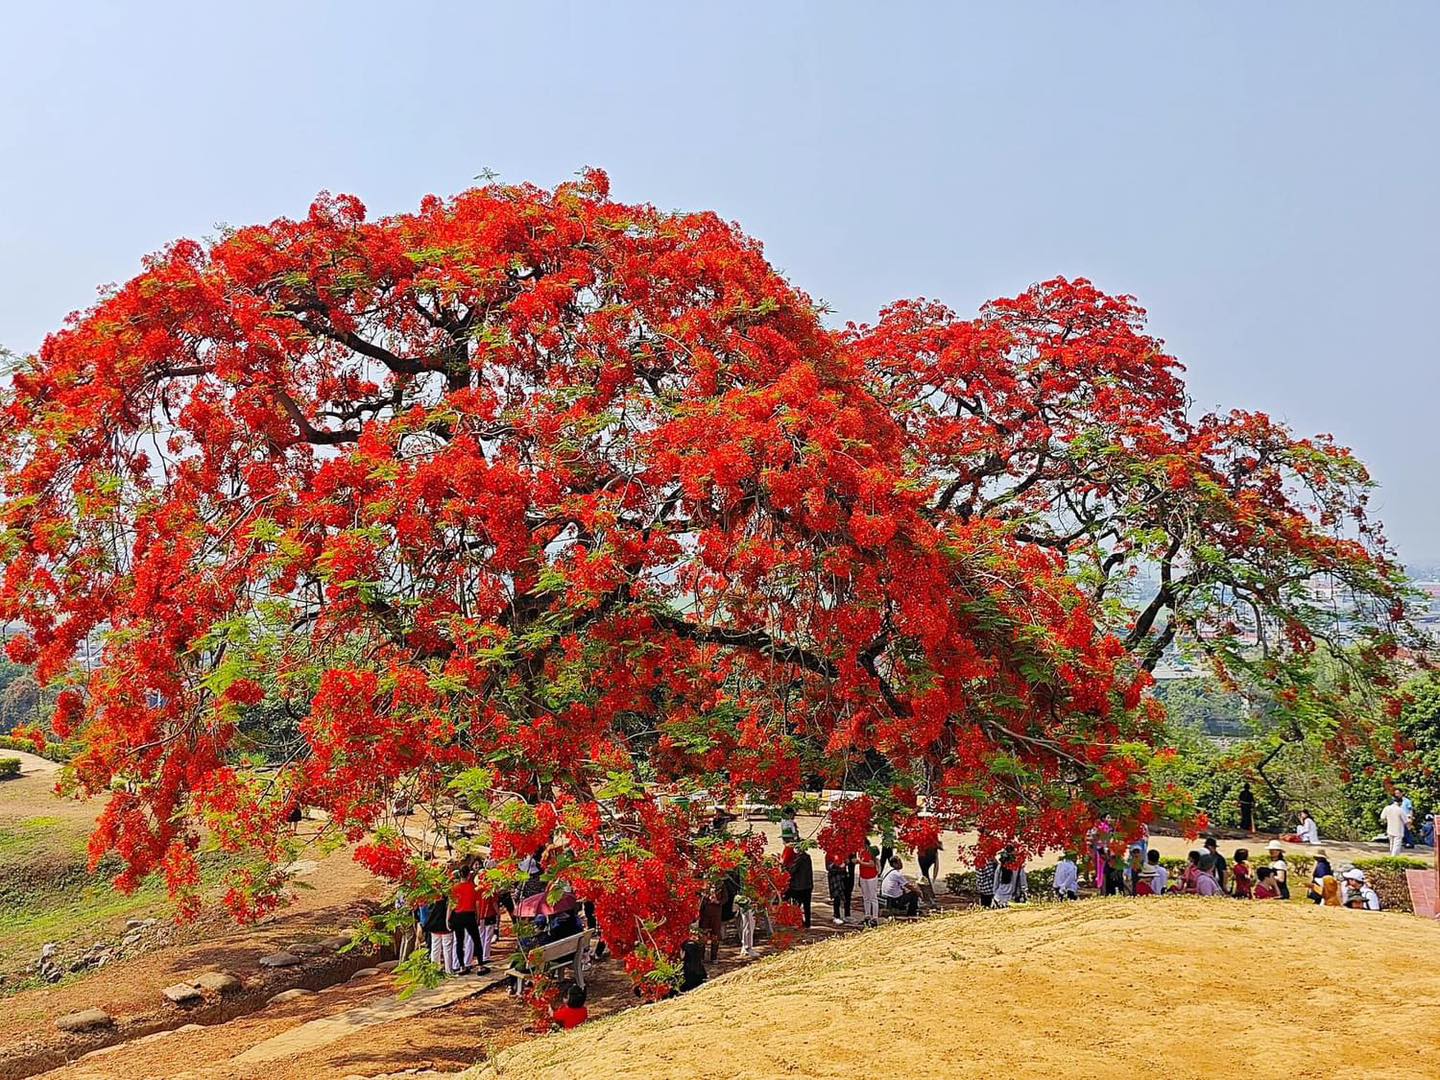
[0,757,20,779]
[944,865,1056,898]
[1353,856,1432,872]
[0,735,74,762]
[787,793,823,815]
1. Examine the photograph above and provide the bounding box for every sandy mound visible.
[471,899,1440,1080]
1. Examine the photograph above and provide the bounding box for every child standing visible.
[423,891,458,974]
[698,880,724,963]
[736,888,758,958]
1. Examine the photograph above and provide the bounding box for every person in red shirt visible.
[449,861,486,973]
[474,880,500,966]
[1231,849,1254,899]
[551,985,588,1030]
[856,844,880,927]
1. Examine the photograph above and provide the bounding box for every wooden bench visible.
[509,930,590,995]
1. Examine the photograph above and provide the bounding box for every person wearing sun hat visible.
[1306,847,1333,903]
[1340,868,1381,910]
[1266,840,1291,900]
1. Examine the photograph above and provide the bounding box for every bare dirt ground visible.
[4,799,1428,1080]
[15,876,820,1080]
[0,835,387,1079]
[473,898,1440,1080]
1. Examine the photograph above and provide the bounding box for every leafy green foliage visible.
[1342,674,1440,823]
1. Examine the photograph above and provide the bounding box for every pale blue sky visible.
[2,2,1436,559]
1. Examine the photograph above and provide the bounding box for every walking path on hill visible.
[0,749,61,776]
[220,976,489,1072]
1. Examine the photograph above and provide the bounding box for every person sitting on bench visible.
[879,856,920,916]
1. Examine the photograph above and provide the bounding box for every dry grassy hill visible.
[472,898,1440,1080]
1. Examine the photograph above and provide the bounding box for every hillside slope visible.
[473,899,1440,1080]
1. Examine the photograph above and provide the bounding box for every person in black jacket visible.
[422,894,458,974]
[1307,847,1334,903]
[1238,782,1255,833]
[679,940,707,992]
[784,844,814,928]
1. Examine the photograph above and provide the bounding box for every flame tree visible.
[0,171,1413,980]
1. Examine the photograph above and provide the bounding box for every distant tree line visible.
[0,657,54,734]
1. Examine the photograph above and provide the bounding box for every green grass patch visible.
[0,813,90,861]
[0,809,246,986]
[0,877,168,954]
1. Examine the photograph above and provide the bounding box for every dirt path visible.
[222,976,490,1071]
[0,752,61,777]
[38,973,511,1080]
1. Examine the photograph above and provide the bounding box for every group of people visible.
[404,851,606,1014]
[405,805,1402,1033]
[407,857,504,976]
[1052,836,1383,910]
[779,807,941,928]
[1379,791,1432,854]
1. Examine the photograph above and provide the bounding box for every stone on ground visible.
[55,1008,113,1033]
[258,951,303,968]
[192,970,242,993]
[162,982,205,1005]
[268,988,316,1005]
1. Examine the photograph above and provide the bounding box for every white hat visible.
[1266,840,1284,850]
[1342,868,1365,882]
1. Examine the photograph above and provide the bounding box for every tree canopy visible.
[0,171,1417,981]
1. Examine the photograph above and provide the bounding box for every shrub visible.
[944,866,1056,899]
[1352,856,1432,872]
[0,757,20,779]
[0,735,73,762]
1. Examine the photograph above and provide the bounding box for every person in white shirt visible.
[1053,854,1079,900]
[1266,841,1291,899]
[1381,795,1408,856]
[1296,811,1320,845]
[990,853,1028,908]
[1341,868,1381,910]
[879,857,919,916]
